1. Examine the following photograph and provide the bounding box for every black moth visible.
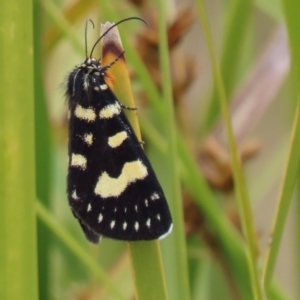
[65,18,172,243]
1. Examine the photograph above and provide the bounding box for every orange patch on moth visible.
[104,70,116,90]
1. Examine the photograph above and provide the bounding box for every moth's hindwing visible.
[66,58,172,243]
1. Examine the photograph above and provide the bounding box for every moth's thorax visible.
[67,57,107,105]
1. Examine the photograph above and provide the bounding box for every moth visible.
[65,18,172,243]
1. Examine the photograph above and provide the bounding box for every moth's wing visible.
[76,214,101,243]
[67,81,172,242]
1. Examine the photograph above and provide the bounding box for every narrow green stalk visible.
[195,1,262,299]
[33,1,52,299]
[100,24,169,300]
[263,0,300,294]
[262,104,300,293]
[157,2,191,300]
[221,0,253,95]
[36,202,126,300]
[205,0,253,130]
[0,1,38,299]
[129,242,168,300]
[298,180,300,298]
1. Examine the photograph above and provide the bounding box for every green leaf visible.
[0,1,38,299]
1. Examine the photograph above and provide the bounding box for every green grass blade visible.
[33,1,52,299]
[220,0,253,94]
[205,0,254,130]
[157,2,191,300]
[195,0,263,299]
[262,104,300,295]
[129,242,168,300]
[101,23,169,300]
[0,1,38,299]
[262,0,300,294]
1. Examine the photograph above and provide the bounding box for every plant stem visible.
[0,1,38,299]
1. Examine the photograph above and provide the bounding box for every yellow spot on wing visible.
[108,131,128,148]
[83,133,93,145]
[94,160,148,198]
[100,84,108,90]
[71,154,87,170]
[99,102,121,119]
[75,105,96,122]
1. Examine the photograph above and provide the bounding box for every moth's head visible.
[64,17,147,105]
[65,57,103,104]
[82,57,101,69]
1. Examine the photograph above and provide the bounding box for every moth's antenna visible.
[89,17,147,58]
[85,19,95,58]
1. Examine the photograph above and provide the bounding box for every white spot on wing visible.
[72,190,79,200]
[74,105,96,122]
[151,192,160,200]
[134,221,139,231]
[87,203,92,212]
[108,131,128,148]
[145,199,148,207]
[146,218,151,228]
[99,102,121,119]
[71,154,87,170]
[158,224,173,240]
[98,214,103,223]
[110,220,116,229]
[123,222,127,230]
[157,214,161,220]
[135,205,138,212]
[94,160,148,198]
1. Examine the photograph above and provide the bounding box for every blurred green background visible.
[1,0,300,299]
